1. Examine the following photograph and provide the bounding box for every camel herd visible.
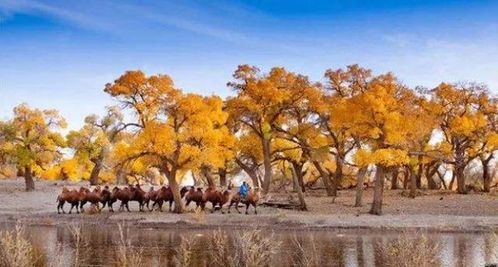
[56,184,260,215]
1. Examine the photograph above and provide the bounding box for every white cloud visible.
[379,31,498,92]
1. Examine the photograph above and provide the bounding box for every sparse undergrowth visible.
[206,229,279,267]
[3,222,498,267]
[0,223,45,267]
[375,232,440,267]
[115,223,145,267]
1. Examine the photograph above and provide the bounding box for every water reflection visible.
[1,223,497,267]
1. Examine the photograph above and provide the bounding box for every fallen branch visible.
[260,201,302,210]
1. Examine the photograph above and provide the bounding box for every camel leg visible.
[186,200,191,208]
[79,201,86,213]
[253,203,258,215]
[126,202,130,212]
[211,202,216,213]
[168,200,173,212]
[109,201,114,212]
[69,203,74,214]
[228,202,232,214]
[58,201,65,214]
[245,203,250,215]
[235,201,241,214]
[156,200,164,212]
[148,201,155,212]
[76,203,80,214]
[119,201,124,212]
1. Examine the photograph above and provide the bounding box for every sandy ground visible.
[1,178,498,232]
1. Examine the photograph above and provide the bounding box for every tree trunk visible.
[426,163,439,190]
[402,167,409,189]
[201,165,215,187]
[409,167,417,198]
[354,166,368,207]
[24,166,35,191]
[219,168,227,187]
[169,171,184,213]
[482,156,493,193]
[298,174,305,192]
[370,165,385,215]
[330,174,338,196]
[234,158,260,187]
[160,164,184,213]
[291,161,305,193]
[455,163,466,194]
[449,171,456,190]
[261,138,273,194]
[334,153,344,191]
[89,156,104,186]
[291,164,307,211]
[312,161,334,196]
[391,167,399,190]
[416,158,423,189]
[437,170,448,190]
[245,169,260,188]
[454,146,467,194]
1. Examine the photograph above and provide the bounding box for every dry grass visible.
[209,229,280,267]
[189,206,206,224]
[114,223,145,267]
[238,230,279,267]
[46,243,65,267]
[0,223,44,267]
[68,223,89,267]
[487,231,498,265]
[291,234,320,267]
[173,235,196,266]
[376,232,440,267]
[209,229,239,266]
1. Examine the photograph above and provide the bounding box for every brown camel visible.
[79,186,103,212]
[112,186,134,212]
[228,188,260,214]
[152,186,189,212]
[202,187,231,214]
[56,187,80,214]
[184,187,204,208]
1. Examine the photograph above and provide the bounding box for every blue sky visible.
[1,0,497,130]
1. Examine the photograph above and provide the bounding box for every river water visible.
[1,223,497,266]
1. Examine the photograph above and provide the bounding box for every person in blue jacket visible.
[239,181,249,200]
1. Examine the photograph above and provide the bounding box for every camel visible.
[228,188,261,215]
[56,187,80,214]
[184,187,204,208]
[202,187,231,214]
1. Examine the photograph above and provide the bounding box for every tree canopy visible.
[0,65,496,215]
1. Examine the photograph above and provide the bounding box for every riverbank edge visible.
[2,212,498,234]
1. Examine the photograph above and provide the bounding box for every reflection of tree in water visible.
[6,224,498,267]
